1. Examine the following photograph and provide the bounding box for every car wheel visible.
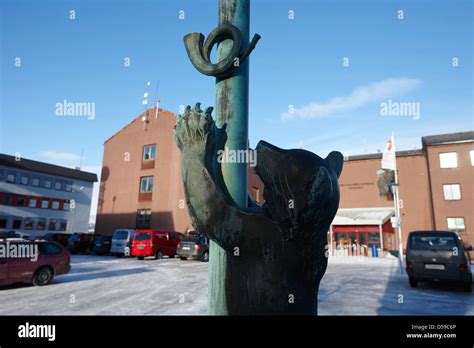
[137,256,144,260]
[155,251,163,260]
[201,251,209,262]
[180,256,187,261]
[464,282,472,293]
[169,254,175,259]
[409,278,418,288]
[33,267,53,286]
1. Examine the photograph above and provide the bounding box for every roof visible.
[0,154,98,182]
[422,131,474,147]
[346,149,424,162]
[332,207,395,226]
[104,107,176,144]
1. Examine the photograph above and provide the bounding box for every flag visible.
[381,133,396,170]
[143,92,149,98]
[146,81,151,87]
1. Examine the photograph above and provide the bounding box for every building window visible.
[32,177,40,187]
[63,202,70,211]
[140,176,154,193]
[44,179,52,189]
[48,219,57,231]
[54,181,62,190]
[41,200,49,209]
[65,182,73,192]
[37,219,46,231]
[16,197,26,206]
[0,170,3,181]
[470,150,474,166]
[28,198,37,208]
[59,220,67,231]
[51,201,60,210]
[439,152,458,168]
[6,173,16,183]
[447,217,465,234]
[443,184,461,200]
[20,175,29,185]
[24,218,34,230]
[2,195,12,205]
[136,209,151,227]
[0,217,7,229]
[12,219,22,229]
[143,144,156,160]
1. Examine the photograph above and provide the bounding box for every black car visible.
[406,230,472,292]
[43,233,71,247]
[177,234,209,262]
[67,233,97,254]
[93,236,112,255]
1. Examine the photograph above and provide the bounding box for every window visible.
[24,218,34,230]
[63,202,70,211]
[6,173,15,183]
[43,179,52,189]
[20,175,29,185]
[0,217,7,229]
[65,182,73,191]
[54,181,62,190]
[140,176,154,193]
[59,220,67,231]
[48,219,57,231]
[439,152,458,168]
[41,200,49,209]
[51,201,60,210]
[28,198,37,208]
[143,144,156,160]
[16,197,26,206]
[38,243,61,255]
[471,150,474,166]
[37,219,46,231]
[0,170,3,181]
[2,195,12,205]
[136,209,151,227]
[12,219,22,229]
[443,184,461,200]
[447,217,466,234]
[32,177,40,187]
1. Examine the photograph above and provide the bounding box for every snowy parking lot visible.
[0,255,472,315]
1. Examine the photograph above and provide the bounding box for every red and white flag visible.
[381,132,396,170]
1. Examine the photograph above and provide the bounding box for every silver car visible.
[406,231,472,292]
[110,229,136,257]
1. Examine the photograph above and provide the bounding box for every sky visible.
[1,0,473,222]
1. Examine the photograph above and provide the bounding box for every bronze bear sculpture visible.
[174,103,343,315]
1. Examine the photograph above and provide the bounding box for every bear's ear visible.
[325,151,344,178]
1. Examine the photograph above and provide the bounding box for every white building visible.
[0,154,97,237]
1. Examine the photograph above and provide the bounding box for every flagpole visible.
[392,131,404,274]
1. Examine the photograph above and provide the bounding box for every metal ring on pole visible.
[184,23,260,78]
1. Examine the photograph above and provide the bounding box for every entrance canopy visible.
[332,208,395,226]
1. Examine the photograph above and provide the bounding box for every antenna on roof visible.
[78,148,84,170]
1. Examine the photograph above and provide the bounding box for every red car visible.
[132,230,184,260]
[0,240,71,286]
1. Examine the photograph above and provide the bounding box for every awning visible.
[332,207,395,226]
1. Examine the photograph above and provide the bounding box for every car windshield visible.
[182,237,199,243]
[69,234,79,241]
[97,236,110,242]
[134,233,151,241]
[113,230,129,240]
[410,235,457,251]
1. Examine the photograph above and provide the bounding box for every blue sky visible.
[1,0,473,218]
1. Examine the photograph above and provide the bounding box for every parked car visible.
[177,234,210,262]
[0,240,71,286]
[93,236,112,255]
[43,233,71,247]
[132,230,184,260]
[406,230,473,292]
[0,230,20,239]
[66,233,97,254]
[110,229,136,257]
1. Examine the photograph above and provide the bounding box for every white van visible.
[110,229,136,257]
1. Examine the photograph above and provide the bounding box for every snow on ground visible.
[0,255,472,315]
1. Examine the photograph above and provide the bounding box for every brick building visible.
[95,107,264,236]
[332,131,473,256]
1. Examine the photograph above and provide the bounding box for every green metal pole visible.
[208,0,250,315]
